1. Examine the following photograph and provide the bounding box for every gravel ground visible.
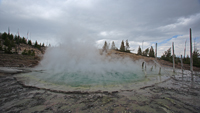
[0,69,200,113]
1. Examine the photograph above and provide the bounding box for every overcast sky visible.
[0,0,200,57]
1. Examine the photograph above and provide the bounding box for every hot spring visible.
[15,41,170,93]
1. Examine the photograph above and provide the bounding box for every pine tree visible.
[149,46,155,57]
[28,50,31,55]
[161,47,172,62]
[111,41,116,50]
[14,35,18,40]
[137,46,142,55]
[102,41,108,53]
[193,50,200,67]
[2,32,7,40]
[183,55,190,64]
[142,48,149,56]
[34,41,38,47]
[125,40,130,52]
[22,49,27,55]
[28,40,32,46]
[22,37,27,44]
[4,37,10,46]
[120,40,125,52]
[9,34,13,40]
[10,40,15,47]
[6,45,12,54]
[31,50,35,56]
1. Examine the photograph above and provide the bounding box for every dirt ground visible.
[0,54,40,67]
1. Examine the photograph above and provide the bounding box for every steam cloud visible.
[34,26,147,86]
[36,39,145,86]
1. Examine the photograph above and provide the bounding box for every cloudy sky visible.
[0,0,200,57]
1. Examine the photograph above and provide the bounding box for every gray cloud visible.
[0,0,200,56]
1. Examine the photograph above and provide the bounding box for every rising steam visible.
[31,24,152,86]
[33,35,147,86]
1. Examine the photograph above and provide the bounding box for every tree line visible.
[160,47,200,67]
[103,40,199,67]
[0,32,45,56]
[137,46,155,57]
[102,40,155,57]
[102,40,131,53]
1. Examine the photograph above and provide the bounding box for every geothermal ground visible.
[0,52,200,113]
[1,68,200,113]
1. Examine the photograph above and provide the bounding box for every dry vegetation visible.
[17,43,45,56]
[0,54,41,67]
[107,50,200,71]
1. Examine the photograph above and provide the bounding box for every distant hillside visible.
[0,54,40,67]
[0,32,45,56]
[106,50,200,71]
